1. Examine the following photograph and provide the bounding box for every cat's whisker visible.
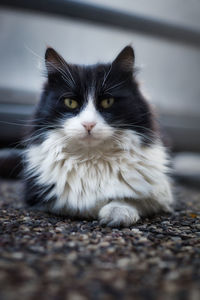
[63,66,76,87]
[60,71,75,89]
[26,46,76,89]
[56,54,76,87]
[103,79,127,93]
[22,124,59,140]
[136,132,157,144]
[0,120,50,127]
[23,132,48,145]
[111,122,156,134]
[102,65,112,88]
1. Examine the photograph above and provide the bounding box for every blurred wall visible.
[0,0,200,119]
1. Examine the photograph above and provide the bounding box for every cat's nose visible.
[82,122,96,132]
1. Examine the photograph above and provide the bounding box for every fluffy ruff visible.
[25,128,173,227]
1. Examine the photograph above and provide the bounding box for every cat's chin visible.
[78,135,104,148]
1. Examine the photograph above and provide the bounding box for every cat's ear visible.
[45,47,67,75]
[113,46,135,72]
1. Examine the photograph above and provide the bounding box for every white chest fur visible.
[25,129,172,217]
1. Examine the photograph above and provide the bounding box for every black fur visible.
[28,46,157,146]
[24,46,158,207]
[0,149,23,179]
[24,172,56,206]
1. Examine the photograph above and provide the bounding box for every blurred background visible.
[0,0,200,181]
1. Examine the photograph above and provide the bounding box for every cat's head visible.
[33,46,156,149]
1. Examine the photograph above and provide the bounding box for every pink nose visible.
[82,122,96,132]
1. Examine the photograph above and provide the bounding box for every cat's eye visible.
[64,98,78,109]
[100,98,114,109]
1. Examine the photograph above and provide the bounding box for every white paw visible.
[98,202,140,227]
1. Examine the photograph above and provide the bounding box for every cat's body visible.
[24,46,173,227]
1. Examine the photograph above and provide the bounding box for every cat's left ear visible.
[45,47,67,75]
[113,46,135,73]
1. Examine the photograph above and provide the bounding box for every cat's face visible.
[32,46,155,149]
[62,95,114,147]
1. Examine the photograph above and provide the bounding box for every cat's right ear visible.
[45,47,67,76]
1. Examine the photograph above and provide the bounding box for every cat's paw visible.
[98,202,140,227]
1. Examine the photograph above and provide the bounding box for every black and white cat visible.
[24,45,173,227]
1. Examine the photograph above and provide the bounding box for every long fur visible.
[24,46,173,227]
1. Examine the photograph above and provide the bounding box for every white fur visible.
[99,202,140,227]
[25,100,173,227]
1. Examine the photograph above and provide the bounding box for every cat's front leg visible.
[98,201,140,227]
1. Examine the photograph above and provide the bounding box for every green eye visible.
[100,97,114,109]
[64,98,78,109]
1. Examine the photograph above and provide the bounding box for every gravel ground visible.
[0,179,200,300]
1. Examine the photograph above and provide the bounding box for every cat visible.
[23,45,173,227]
